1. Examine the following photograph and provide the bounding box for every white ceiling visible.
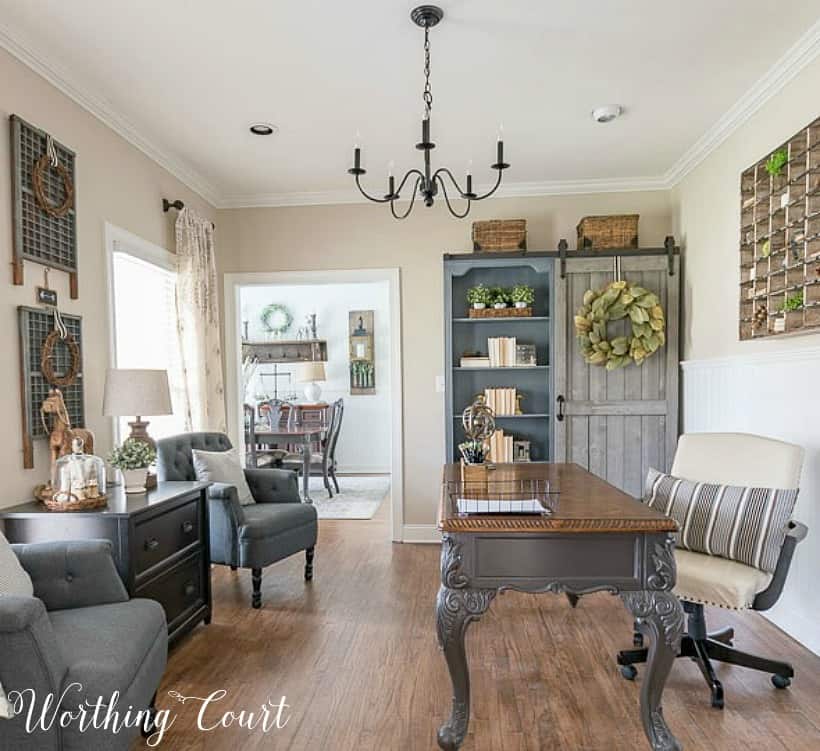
[1,1,819,207]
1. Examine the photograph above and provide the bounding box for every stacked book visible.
[488,337,517,367]
[489,428,514,463]
[459,354,491,368]
[483,387,517,416]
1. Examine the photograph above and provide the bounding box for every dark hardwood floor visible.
[150,502,820,750]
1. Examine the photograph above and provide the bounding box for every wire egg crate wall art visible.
[10,115,79,298]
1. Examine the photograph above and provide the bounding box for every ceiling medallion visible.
[347,5,509,219]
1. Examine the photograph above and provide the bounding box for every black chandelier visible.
[347,5,509,220]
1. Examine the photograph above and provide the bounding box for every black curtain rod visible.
[162,198,215,229]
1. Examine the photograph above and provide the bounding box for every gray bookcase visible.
[443,253,555,463]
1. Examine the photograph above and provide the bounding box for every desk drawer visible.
[135,552,204,631]
[134,497,201,575]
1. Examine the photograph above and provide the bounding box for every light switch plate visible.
[435,375,446,393]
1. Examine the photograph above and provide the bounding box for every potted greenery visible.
[466,284,492,310]
[510,284,535,309]
[109,438,156,494]
[765,148,788,178]
[490,286,510,309]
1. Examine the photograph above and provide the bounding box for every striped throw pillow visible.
[643,469,798,574]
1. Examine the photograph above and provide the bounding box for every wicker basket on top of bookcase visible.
[739,116,820,340]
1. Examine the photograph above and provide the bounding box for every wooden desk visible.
[436,463,682,751]
[255,425,327,503]
[0,481,212,645]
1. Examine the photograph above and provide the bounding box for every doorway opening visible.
[223,269,403,541]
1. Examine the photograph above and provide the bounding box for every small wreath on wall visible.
[574,280,665,370]
[32,154,75,218]
[40,330,81,387]
[260,303,293,336]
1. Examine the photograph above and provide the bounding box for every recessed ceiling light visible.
[591,105,623,124]
[249,122,278,136]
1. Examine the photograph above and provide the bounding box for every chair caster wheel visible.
[620,665,638,681]
[710,686,724,709]
[772,674,791,689]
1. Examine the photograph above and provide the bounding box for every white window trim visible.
[104,222,176,443]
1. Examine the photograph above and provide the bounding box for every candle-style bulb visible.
[388,160,395,177]
[467,159,473,176]
[354,129,361,149]
[497,123,504,142]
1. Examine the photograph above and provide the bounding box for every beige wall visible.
[0,49,216,508]
[218,193,673,527]
[674,54,820,360]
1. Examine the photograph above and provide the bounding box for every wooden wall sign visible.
[739,116,820,339]
[10,115,79,298]
[349,310,375,395]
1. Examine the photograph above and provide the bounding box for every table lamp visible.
[102,368,172,448]
[295,361,326,402]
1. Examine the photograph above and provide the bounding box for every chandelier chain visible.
[423,25,432,118]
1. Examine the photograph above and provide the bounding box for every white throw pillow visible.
[191,448,255,506]
[0,530,33,598]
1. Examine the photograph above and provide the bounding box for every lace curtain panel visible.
[175,208,227,433]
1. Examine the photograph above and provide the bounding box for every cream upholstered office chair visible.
[617,433,807,709]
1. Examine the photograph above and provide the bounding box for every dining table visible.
[254,423,327,504]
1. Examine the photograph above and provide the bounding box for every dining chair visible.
[243,403,257,468]
[281,398,344,497]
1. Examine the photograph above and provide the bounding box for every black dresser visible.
[0,481,211,644]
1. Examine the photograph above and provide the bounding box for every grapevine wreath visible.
[260,303,293,335]
[574,280,665,369]
[32,153,75,219]
[40,329,81,387]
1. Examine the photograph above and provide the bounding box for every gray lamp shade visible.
[102,369,173,417]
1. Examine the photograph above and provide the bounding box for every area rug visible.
[308,475,390,520]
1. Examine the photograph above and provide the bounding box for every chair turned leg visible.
[324,474,333,498]
[305,547,315,581]
[331,468,340,494]
[251,567,262,609]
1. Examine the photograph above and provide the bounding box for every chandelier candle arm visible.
[347,5,510,219]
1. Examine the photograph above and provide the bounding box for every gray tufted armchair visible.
[156,433,317,609]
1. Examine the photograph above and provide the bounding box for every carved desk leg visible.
[436,535,496,750]
[435,584,496,750]
[622,536,685,751]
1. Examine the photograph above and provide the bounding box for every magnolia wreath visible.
[574,280,665,369]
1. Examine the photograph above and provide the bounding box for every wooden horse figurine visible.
[40,388,94,466]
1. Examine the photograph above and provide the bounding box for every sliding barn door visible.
[553,254,680,497]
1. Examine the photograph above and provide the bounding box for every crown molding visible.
[663,17,820,188]
[216,175,670,209]
[0,24,221,207]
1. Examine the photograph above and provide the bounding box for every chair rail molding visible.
[681,348,820,655]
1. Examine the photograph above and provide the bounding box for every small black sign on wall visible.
[36,286,58,306]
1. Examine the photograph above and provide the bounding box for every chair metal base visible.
[617,604,794,708]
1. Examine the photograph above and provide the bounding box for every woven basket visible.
[35,485,108,511]
[576,215,639,249]
[472,220,527,252]
[469,306,532,319]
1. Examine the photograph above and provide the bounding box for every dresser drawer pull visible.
[182,520,194,534]
[144,538,160,552]
[183,581,197,598]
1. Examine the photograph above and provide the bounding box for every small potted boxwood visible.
[466,284,493,310]
[490,286,510,309]
[109,438,156,494]
[510,284,535,309]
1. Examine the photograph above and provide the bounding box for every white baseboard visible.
[337,466,391,475]
[401,524,441,543]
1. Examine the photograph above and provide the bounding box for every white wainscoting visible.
[682,349,820,655]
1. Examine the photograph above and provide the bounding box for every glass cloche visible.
[51,437,106,504]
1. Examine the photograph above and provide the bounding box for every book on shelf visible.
[483,387,517,416]
[488,428,514,463]
[460,354,491,368]
[487,336,517,367]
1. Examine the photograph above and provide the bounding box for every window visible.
[111,242,187,440]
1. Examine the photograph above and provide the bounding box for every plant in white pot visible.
[490,287,510,309]
[510,284,535,309]
[466,284,492,310]
[109,438,156,494]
